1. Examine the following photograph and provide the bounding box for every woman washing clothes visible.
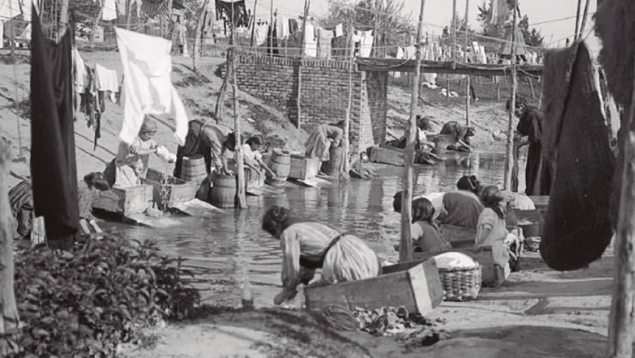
[411,198,452,254]
[173,119,239,179]
[240,136,277,189]
[262,205,380,305]
[305,121,344,174]
[9,173,111,244]
[476,185,522,277]
[104,116,176,188]
[437,175,484,231]
[439,121,475,151]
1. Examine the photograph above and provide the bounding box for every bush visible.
[7,235,200,358]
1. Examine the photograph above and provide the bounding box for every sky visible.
[243,0,599,49]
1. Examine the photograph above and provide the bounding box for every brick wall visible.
[226,54,386,154]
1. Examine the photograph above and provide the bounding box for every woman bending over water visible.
[262,205,380,305]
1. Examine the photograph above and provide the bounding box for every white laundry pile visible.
[115,27,188,146]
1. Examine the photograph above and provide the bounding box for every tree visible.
[320,0,415,57]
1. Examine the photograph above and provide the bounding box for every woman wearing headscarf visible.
[437,175,484,230]
[104,116,176,188]
[262,205,380,305]
[508,97,551,196]
[174,119,238,179]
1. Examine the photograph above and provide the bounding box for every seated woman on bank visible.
[241,136,277,183]
[104,116,176,188]
[437,176,484,230]
[262,205,381,305]
[476,185,522,276]
[305,121,344,166]
[174,119,239,179]
[411,198,452,253]
[9,173,110,243]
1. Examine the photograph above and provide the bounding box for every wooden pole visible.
[193,0,210,73]
[344,14,354,176]
[464,0,470,126]
[606,62,635,358]
[229,0,246,209]
[269,0,273,56]
[503,2,518,191]
[371,0,378,57]
[90,6,103,47]
[574,0,582,40]
[250,0,258,48]
[59,0,69,41]
[297,0,310,129]
[578,0,591,39]
[126,0,132,30]
[0,140,19,356]
[400,0,426,264]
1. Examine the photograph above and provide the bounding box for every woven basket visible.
[438,265,482,302]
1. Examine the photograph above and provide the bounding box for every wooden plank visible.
[382,246,505,287]
[369,146,405,166]
[304,259,443,315]
[528,195,549,211]
[144,168,199,210]
[289,155,320,180]
[356,58,543,76]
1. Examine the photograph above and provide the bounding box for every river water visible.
[102,150,527,307]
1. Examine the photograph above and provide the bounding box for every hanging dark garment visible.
[30,9,79,249]
[517,107,551,195]
[289,19,298,34]
[539,42,615,271]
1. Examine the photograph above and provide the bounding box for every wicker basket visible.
[438,265,482,302]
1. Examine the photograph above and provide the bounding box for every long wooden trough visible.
[304,259,444,315]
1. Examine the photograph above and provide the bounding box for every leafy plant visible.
[6,235,200,358]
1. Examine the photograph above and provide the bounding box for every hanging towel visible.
[317,28,333,59]
[360,30,373,57]
[304,23,317,57]
[404,45,416,59]
[72,48,86,93]
[30,7,79,247]
[255,23,268,46]
[335,23,343,37]
[95,63,119,93]
[539,42,615,271]
[102,0,117,21]
[276,16,288,39]
[115,27,188,146]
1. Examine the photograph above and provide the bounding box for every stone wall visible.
[227,54,388,154]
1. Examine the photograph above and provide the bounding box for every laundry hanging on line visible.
[115,27,188,146]
[30,7,79,249]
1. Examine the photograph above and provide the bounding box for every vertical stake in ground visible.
[504,1,518,191]
[400,0,427,263]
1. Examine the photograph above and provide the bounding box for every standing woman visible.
[262,205,380,305]
[509,97,551,196]
[305,121,344,165]
[173,119,239,179]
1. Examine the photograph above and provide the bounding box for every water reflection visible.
[103,150,526,307]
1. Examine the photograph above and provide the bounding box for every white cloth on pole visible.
[335,23,343,37]
[102,0,117,21]
[304,23,317,57]
[359,30,373,57]
[0,20,3,49]
[95,63,119,92]
[115,27,188,146]
[276,16,288,39]
[0,0,20,20]
[255,23,268,46]
[72,48,86,92]
[404,45,416,59]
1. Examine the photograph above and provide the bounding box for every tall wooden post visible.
[126,0,132,30]
[344,15,354,175]
[400,0,426,263]
[578,0,591,39]
[574,0,583,40]
[0,141,19,356]
[250,0,258,47]
[464,0,470,126]
[268,0,274,56]
[59,0,69,41]
[229,0,246,209]
[607,75,635,357]
[446,0,457,101]
[193,0,211,73]
[297,0,310,129]
[503,2,518,191]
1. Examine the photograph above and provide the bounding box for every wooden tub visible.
[142,168,199,211]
